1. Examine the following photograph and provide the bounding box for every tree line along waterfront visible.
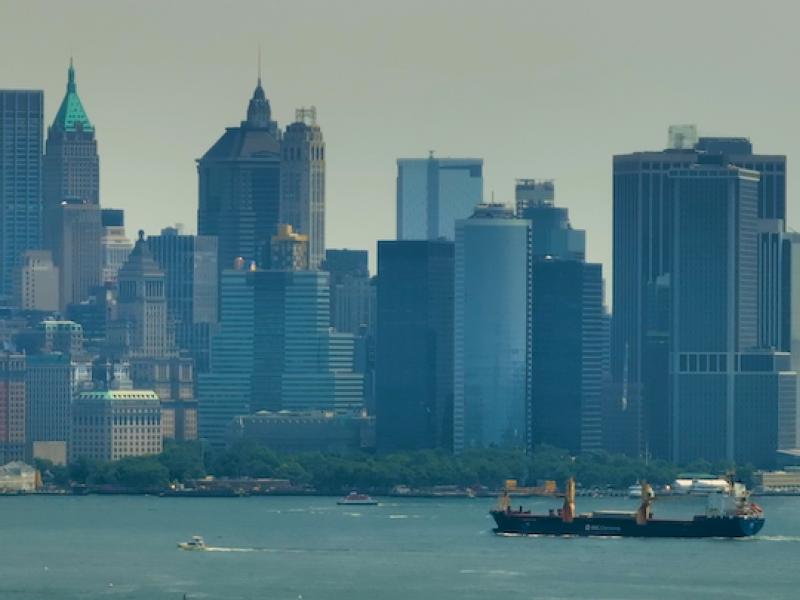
[32,442,756,495]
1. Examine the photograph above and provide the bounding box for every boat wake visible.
[460,569,523,577]
[750,535,800,543]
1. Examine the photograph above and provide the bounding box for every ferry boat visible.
[177,535,207,551]
[490,477,764,538]
[337,491,379,506]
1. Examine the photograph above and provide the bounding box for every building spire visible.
[67,57,76,93]
[245,54,271,128]
[258,44,262,87]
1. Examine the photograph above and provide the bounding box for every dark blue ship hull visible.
[490,510,764,538]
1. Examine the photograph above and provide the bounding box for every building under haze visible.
[100,209,132,285]
[376,240,454,452]
[197,76,281,270]
[250,269,364,415]
[281,107,326,269]
[197,263,255,445]
[454,204,530,451]
[613,135,797,465]
[0,90,43,305]
[43,61,102,310]
[520,182,605,454]
[19,251,59,312]
[397,154,483,241]
[146,226,218,372]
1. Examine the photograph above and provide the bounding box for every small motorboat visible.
[337,491,379,506]
[178,535,207,551]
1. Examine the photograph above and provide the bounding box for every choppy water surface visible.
[1,494,798,599]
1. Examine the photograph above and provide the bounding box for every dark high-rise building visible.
[530,260,604,454]
[281,107,325,269]
[668,162,795,465]
[146,227,218,372]
[0,90,43,304]
[197,77,281,270]
[613,135,796,465]
[375,240,454,451]
[43,61,101,309]
[519,182,604,454]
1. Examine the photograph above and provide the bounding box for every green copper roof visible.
[53,59,94,132]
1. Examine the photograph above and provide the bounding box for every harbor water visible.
[1,494,798,599]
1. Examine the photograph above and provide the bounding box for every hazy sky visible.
[3,0,800,303]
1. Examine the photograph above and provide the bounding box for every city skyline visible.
[6,0,800,296]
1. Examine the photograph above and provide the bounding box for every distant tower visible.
[197,76,281,270]
[0,90,43,304]
[397,156,483,241]
[110,231,171,357]
[43,60,102,309]
[453,204,531,451]
[281,107,326,269]
[100,209,133,285]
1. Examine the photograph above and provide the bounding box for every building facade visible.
[376,240,454,451]
[146,226,218,372]
[0,90,43,304]
[19,250,59,312]
[397,155,483,241]
[70,390,162,462]
[100,209,132,285]
[197,265,255,445]
[110,231,172,358]
[280,107,325,269]
[0,352,26,463]
[454,205,531,451]
[250,270,364,414]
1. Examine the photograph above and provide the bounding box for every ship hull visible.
[490,511,764,538]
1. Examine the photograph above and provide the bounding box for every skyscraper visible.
[281,107,325,269]
[454,204,531,451]
[530,259,605,453]
[613,135,797,465]
[109,231,171,358]
[397,154,483,241]
[197,263,255,445]
[515,179,585,261]
[323,249,374,336]
[0,90,43,304]
[668,161,795,465]
[197,77,281,270]
[376,240,454,451]
[250,269,364,414]
[146,226,218,372]
[43,60,101,309]
[520,182,605,454]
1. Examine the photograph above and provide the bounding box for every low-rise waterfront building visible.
[70,390,162,462]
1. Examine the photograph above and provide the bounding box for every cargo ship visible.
[490,477,764,538]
